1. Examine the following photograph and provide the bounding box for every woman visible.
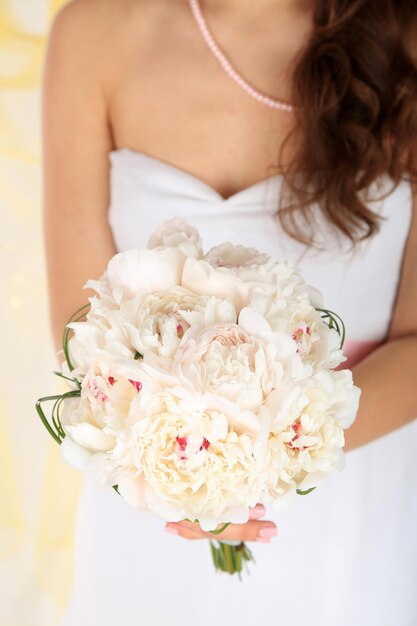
[41,0,417,624]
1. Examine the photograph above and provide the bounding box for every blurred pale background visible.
[0,1,82,624]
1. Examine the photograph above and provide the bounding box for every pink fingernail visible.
[258,527,278,539]
[165,526,180,535]
[256,537,271,543]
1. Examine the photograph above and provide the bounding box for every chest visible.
[104,0,307,199]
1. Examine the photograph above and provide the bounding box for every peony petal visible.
[147,218,203,258]
[106,248,184,302]
[238,306,272,336]
[65,422,116,452]
[203,393,260,436]
[117,475,149,510]
[60,436,93,472]
[306,285,324,308]
[182,257,249,312]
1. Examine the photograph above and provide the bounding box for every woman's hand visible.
[164,504,278,543]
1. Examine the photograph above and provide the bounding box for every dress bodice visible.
[108,147,413,344]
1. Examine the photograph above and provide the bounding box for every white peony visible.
[182,243,299,312]
[203,242,270,270]
[84,218,201,309]
[121,287,236,360]
[181,240,323,322]
[258,368,360,511]
[66,288,237,374]
[249,292,346,370]
[172,307,305,413]
[147,217,203,259]
[65,305,134,375]
[119,386,263,531]
[103,247,186,305]
[60,357,146,468]
[88,219,202,307]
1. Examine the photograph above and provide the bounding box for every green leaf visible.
[296,487,316,496]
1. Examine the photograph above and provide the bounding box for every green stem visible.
[209,541,254,578]
[296,487,316,496]
[209,522,230,535]
[36,390,81,444]
[62,303,91,372]
[53,370,82,388]
[51,396,65,439]
[316,307,346,349]
[36,395,64,444]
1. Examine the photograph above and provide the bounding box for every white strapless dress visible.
[61,147,417,626]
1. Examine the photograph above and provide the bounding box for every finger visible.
[165,503,265,537]
[164,518,278,543]
[164,519,208,540]
[164,516,256,538]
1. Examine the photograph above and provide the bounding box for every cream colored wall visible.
[0,2,82,624]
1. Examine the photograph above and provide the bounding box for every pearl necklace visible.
[188,0,294,112]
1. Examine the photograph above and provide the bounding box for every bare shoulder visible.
[48,0,174,39]
[45,0,180,92]
[45,0,126,68]
[49,0,130,30]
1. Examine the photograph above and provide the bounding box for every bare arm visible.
[41,0,117,354]
[345,183,417,451]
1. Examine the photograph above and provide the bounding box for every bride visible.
[41,0,417,624]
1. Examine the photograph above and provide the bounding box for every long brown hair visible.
[278,0,417,246]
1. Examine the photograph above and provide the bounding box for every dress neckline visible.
[108,146,284,203]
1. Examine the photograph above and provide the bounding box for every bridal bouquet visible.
[37,218,360,577]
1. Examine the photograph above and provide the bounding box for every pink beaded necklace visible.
[188,0,294,112]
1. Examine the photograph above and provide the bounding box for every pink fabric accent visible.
[340,339,385,369]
